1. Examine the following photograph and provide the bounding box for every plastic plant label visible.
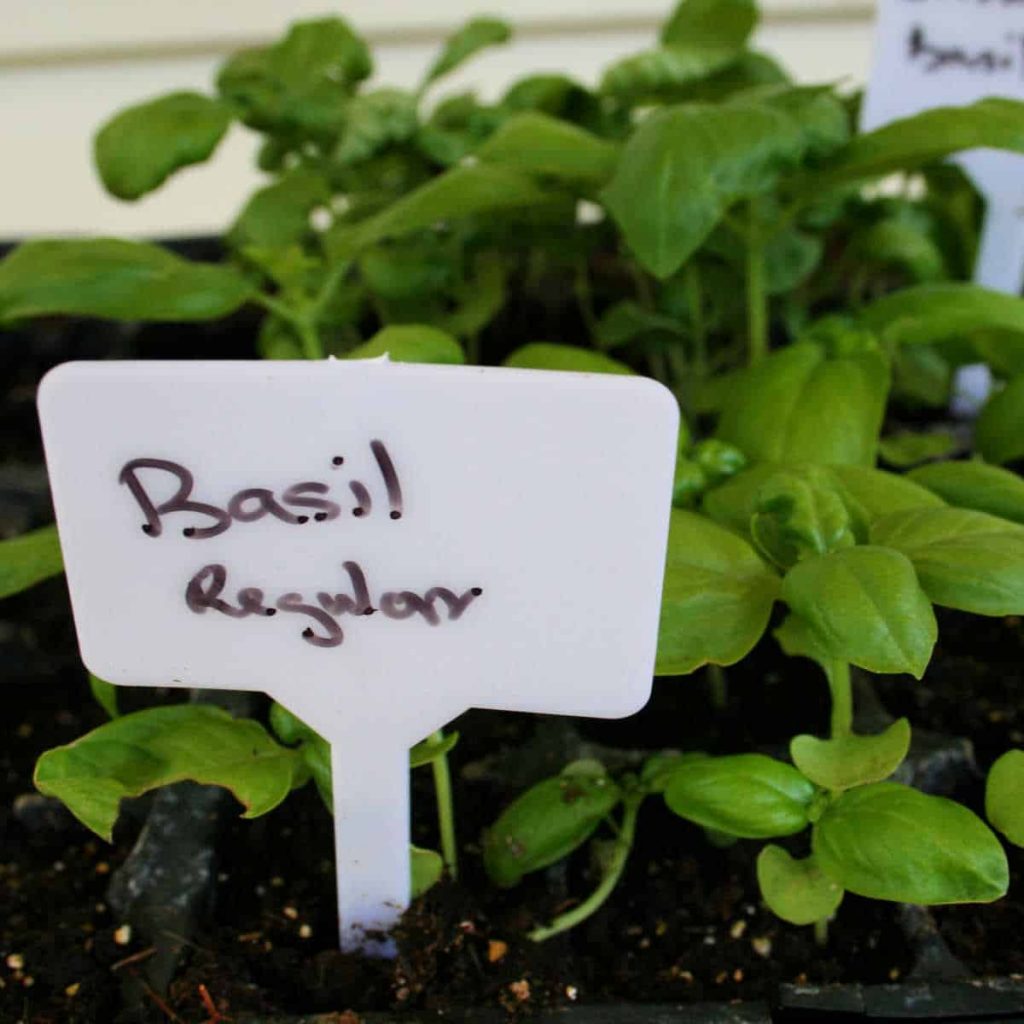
[863,0,1024,295]
[37,359,678,953]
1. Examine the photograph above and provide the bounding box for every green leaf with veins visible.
[657,510,779,675]
[781,546,936,678]
[335,89,419,166]
[813,783,1008,904]
[790,719,911,792]
[660,0,758,48]
[94,91,232,200]
[878,430,957,468]
[228,170,329,251]
[871,507,1024,616]
[908,461,1024,526]
[757,846,844,925]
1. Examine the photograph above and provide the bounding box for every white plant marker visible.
[37,359,678,955]
[863,1,1024,411]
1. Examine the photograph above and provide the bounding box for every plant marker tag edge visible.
[37,358,679,955]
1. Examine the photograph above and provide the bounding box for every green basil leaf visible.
[325,165,556,262]
[409,731,460,769]
[601,46,741,104]
[813,783,1009,904]
[423,17,511,87]
[773,612,833,669]
[483,767,621,887]
[756,846,844,925]
[661,0,758,49]
[716,342,889,467]
[781,546,936,678]
[790,719,911,792]
[601,101,806,277]
[442,251,507,338]
[909,461,1024,526]
[829,465,945,530]
[88,675,120,721]
[94,91,232,200]
[475,112,619,184]
[871,507,1024,616]
[879,430,958,469]
[336,89,419,166]
[986,750,1024,847]
[411,846,444,897]
[977,374,1024,466]
[861,283,1024,354]
[664,754,815,839]
[0,524,63,600]
[34,706,306,841]
[641,751,708,793]
[503,343,633,375]
[657,510,779,675]
[345,325,465,365]
[0,239,254,324]
[228,170,330,251]
[217,18,371,134]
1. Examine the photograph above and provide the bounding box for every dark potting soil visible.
[1,606,1022,1022]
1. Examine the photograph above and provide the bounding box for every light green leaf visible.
[483,766,621,887]
[879,430,957,468]
[503,343,633,375]
[602,101,806,277]
[986,750,1024,847]
[790,719,911,792]
[0,524,63,600]
[861,283,1024,354]
[977,374,1024,466]
[88,675,120,720]
[657,510,779,675]
[829,464,945,529]
[228,170,329,251]
[781,546,937,678]
[813,782,1009,904]
[757,846,844,926]
[664,754,815,839]
[773,612,833,669]
[909,461,1024,526]
[716,341,890,467]
[94,91,232,200]
[0,239,254,324]
[411,846,444,896]
[345,325,465,365]
[35,706,306,841]
[661,0,758,48]
[871,507,1024,616]
[326,165,556,262]
[423,17,511,87]
[409,731,459,769]
[475,112,619,183]
[811,98,1024,188]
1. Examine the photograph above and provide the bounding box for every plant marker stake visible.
[37,358,678,956]
[863,0,1024,411]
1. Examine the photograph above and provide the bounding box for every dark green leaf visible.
[503,343,633,375]
[602,101,806,277]
[657,510,779,675]
[790,719,911,792]
[228,170,329,251]
[483,766,621,887]
[811,98,1024,188]
[871,507,1024,616]
[0,239,254,323]
[336,89,419,166]
[781,546,936,678]
[601,46,741,103]
[35,706,305,841]
[345,325,465,365]
[595,300,686,349]
[424,18,511,86]
[94,91,231,200]
[716,341,890,467]
[664,754,815,838]
[986,750,1024,847]
[757,846,844,925]
[475,112,619,183]
[813,783,1009,904]
[0,524,63,600]
[908,461,1024,525]
[977,374,1024,466]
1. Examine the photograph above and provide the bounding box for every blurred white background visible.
[0,0,874,239]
